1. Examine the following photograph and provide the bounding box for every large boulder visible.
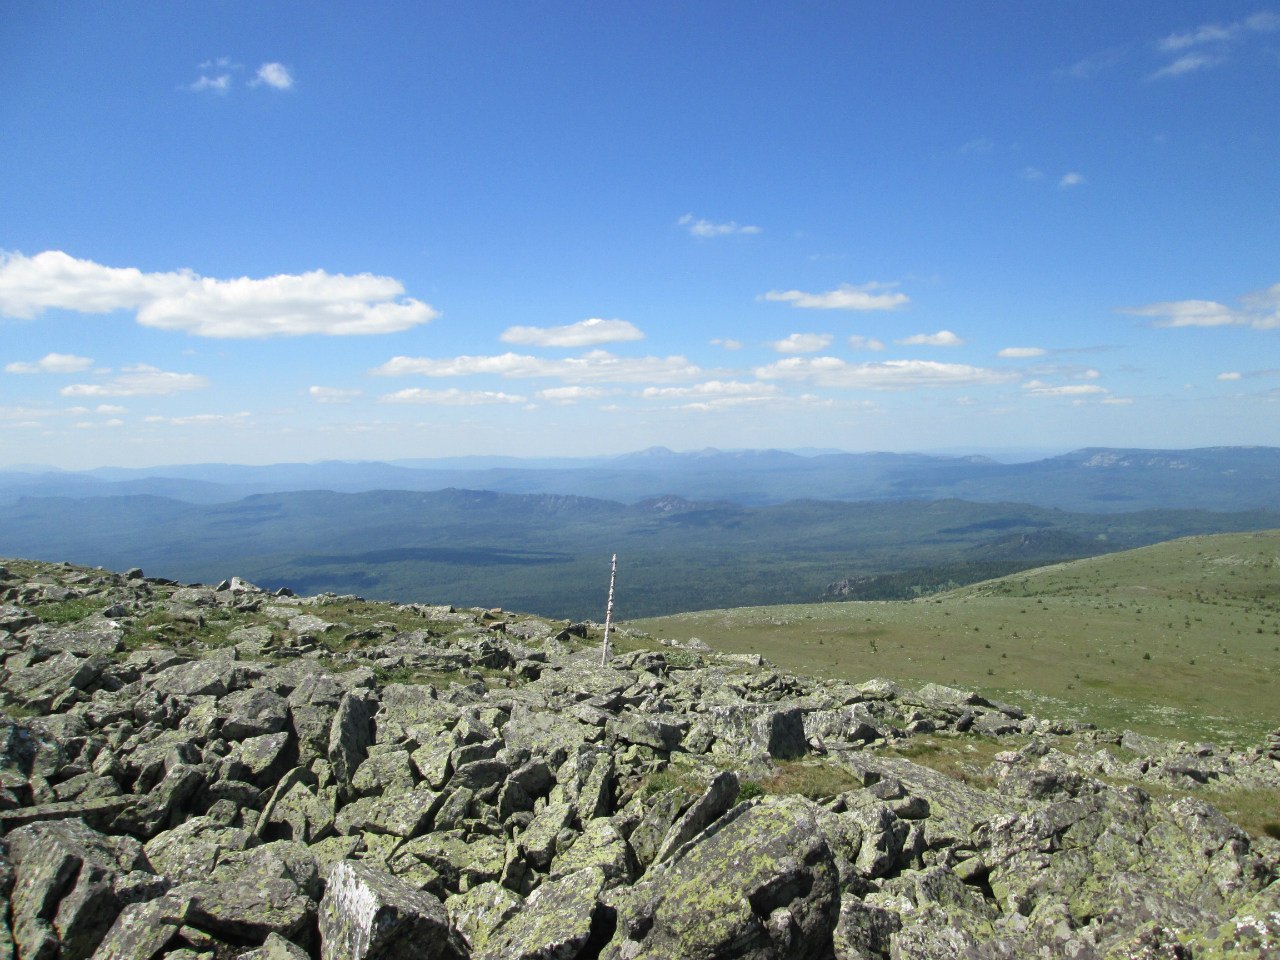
[7,817,148,960]
[318,859,464,960]
[606,797,841,959]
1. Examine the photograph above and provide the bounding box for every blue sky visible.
[2,2,1278,469]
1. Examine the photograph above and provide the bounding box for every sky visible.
[2,2,1279,470]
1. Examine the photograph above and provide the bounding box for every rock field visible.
[0,558,1277,959]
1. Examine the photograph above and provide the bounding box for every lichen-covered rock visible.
[652,769,738,865]
[445,880,523,953]
[0,558,1275,960]
[607,797,841,959]
[7,817,147,959]
[475,866,608,960]
[318,859,463,960]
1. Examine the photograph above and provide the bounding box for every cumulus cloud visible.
[761,282,909,311]
[144,412,250,426]
[189,73,231,94]
[641,380,778,400]
[371,350,703,384]
[1217,371,1242,381]
[60,364,208,397]
[1123,284,1280,330]
[755,357,1017,390]
[711,338,743,351]
[848,335,886,351]
[1059,172,1085,188]
[535,386,609,404]
[0,250,437,337]
[308,386,362,403]
[896,330,964,347]
[500,317,643,348]
[771,332,833,354]
[678,214,761,237]
[1022,380,1108,397]
[641,380,790,412]
[998,346,1047,358]
[5,352,94,374]
[252,62,294,90]
[379,388,527,405]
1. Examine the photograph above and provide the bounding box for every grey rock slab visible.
[90,893,191,960]
[36,617,125,656]
[607,797,841,960]
[652,769,739,865]
[232,731,294,787]
[318,859,464,960]
[217,687,289,741]
[8,817,147,960]
[550,816,635,887]
[519,801,576,871]
[445,880,523,954]
[351,748,417,797]
[143,816,251,884]
[168,875,315,945]
[475,866,608,960]
[235,931,311,960]
[328,690,378,791]
[147,660,231,698]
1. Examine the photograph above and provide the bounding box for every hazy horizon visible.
[4,4,1278,470]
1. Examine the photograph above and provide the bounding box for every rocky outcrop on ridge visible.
[0,557,1277,959]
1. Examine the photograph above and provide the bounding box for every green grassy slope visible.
[629,530,1280,747]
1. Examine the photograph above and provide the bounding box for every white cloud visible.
[896,330,964,347]
[1059,171,1085,188]
[1123,285,1280,330]
[371,350,704,384]
[848,335,886,351]
[1061,49,1125,79]
[500,317,643,348]
[535,386,609,404]
[0,250,437,337]
[771,332,833,354]
[1020,167,1045,181]
[755,357,1016,390]
[1217,371,1242,381]
[308,386,362,403]
[998,346,1046,358]
[60,364,208,397]
[1160,12,1280,51]
[711,338,743,351]
[641,380,792,412]
[5,352,94,374]
[1022,380,1108,397]
[252,62,294,90]
[678,214,761,237]
[189,74,231,94]
[761,282,909,311]
[641,380,778,400]
[145,412,250,426]
[95,404,126,414]
[1101,397,1134,405]
[1148,53,1220,80]
[379,388,527,406]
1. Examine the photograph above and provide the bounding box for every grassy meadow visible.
[629,530,1280,747]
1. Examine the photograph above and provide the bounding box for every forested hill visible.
[2,487,1276,619]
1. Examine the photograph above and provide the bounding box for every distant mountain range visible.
[2,446,1278,513]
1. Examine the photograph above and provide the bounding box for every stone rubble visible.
[0,557,1276,959]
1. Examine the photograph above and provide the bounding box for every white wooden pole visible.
[601,553,617,666]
